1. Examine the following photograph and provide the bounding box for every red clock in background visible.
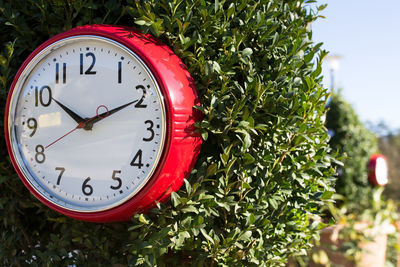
[4,25,202,222]
[368,154,388,187]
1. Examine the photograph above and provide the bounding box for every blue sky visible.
[312,0,400,131]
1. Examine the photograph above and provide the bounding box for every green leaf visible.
[201,131,208,140]
[272,32,279,46]
[181,205,198,214]
[134,20,147,26]
[139,214,149,224]
[321,191,334,200]
[170,192,181,207]
[184,179,192,194]
[242,153,255,165]
[242,48,253,57]
[206,163,217,177]
[227,3,235,18]
[238,230,252,241]
[235,129,252,150]
[200,229,215,244]
[128,224,144,231]
[245,213,256,226]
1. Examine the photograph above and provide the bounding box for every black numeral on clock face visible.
[134,85,147,108]
[82,177,93,196]
[27,118,37,137]
[35,145,45,164]
[80,52,96,75]
[130,149,144,168]
[110,170,122,190]
[55,62,66,84]
[143,120,154,142]
[35,86,52,107]
[118,61,122,84]
[55,167,65,185]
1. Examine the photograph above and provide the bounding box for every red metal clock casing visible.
[367,154,388,187]
[4,25,202,222]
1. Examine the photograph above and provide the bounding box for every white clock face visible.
[375,157,388,185]
[7,36,166,212]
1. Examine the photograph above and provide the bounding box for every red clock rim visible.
[4,25,185,221]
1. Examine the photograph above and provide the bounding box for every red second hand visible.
[45,126,79,149]
[45,105,108,149]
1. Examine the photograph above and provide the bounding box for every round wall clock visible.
[367,154,388,187]
[4,25,202,222]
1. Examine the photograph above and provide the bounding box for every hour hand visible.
[52,98,85,124]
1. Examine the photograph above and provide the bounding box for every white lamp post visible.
[325,55,342,90]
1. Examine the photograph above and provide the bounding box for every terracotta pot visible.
[310,222,395,267]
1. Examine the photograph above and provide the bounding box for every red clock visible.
[4,25,202,222]
[368,154,388,186]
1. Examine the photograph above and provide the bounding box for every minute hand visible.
[85,99,138,130]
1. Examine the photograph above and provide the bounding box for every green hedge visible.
[0,1,335,266]
[326,92,377,211]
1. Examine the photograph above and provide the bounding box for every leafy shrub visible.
[0,0,335,266]
[376,128,400,201]
[322,93,398,267]
[326,92,377,211]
